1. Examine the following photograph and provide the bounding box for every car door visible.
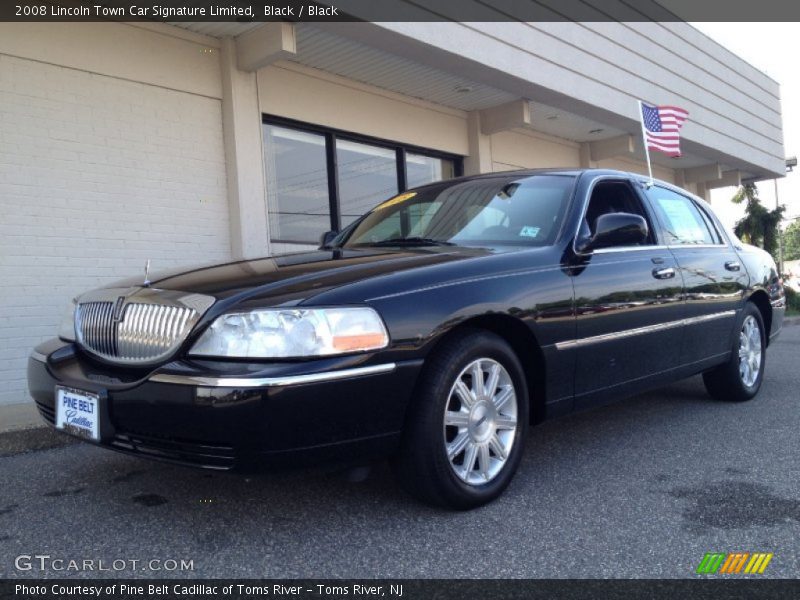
[643,185,748,365]
[569,177,685,405]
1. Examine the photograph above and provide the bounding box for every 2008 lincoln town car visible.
[28,169,785,509]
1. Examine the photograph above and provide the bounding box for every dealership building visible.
[0,17,785,414]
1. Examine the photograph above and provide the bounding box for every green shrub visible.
[785,286,800,315]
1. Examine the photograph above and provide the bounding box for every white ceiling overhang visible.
[171,20,782,182]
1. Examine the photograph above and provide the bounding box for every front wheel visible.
[393,329,529,509]
[703,303,766,402]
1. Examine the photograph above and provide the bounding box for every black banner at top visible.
[4,0,800,22]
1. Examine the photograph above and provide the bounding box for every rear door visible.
[643,185,747,366]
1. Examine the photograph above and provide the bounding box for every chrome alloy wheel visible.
[738,315,762,387]
[443,358,518,485]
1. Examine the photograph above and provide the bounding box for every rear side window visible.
[645,186,720,246]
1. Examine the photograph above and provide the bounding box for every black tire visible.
[702,302,767,402]
[393,328,529,510]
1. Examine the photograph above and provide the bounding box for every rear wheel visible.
[393,329,529,509]
[703,303,766,402]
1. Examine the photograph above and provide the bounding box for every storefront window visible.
[406,152,456,189]
[263,125,330,244]
[262,117,461,246]
[336,139,398,227]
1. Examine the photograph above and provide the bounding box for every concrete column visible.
[683,164,722,185]
[674,168,686,189]
[464,111,493,175]
[706,170,742,190]
[587,135,635,162]
[578,143,597,168]
[478,99,532,135]
[236,22,296,72]
[695,182,710,202]
[220,37,270,259]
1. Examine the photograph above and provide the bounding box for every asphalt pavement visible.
[1,327,798,579]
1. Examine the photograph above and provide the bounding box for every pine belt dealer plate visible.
[55,386,100,441]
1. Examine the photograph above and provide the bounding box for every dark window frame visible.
[580,178,660,247]
[263,114,464,244]
[646,185,724,247]
[690,197,725,245]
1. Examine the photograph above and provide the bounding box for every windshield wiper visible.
[360,237,456,247]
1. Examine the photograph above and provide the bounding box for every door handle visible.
[652,267,676,279]
[725,261,741,272]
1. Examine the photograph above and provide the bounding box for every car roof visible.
[415,167,669,186]
[419,168,700,202]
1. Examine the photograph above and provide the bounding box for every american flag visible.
[640,103,689,157]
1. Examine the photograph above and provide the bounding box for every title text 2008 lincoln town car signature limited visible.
[28,169,785,509]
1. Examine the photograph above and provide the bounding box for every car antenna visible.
[143,259,151,287]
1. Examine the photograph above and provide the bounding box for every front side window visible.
[342,175,575,248]
[646,186,719,245]
[581,180,655,246]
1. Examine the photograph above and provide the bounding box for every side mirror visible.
[578,212,648,253]
[319,230,338,248]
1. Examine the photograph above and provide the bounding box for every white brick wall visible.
[0,54,231,407]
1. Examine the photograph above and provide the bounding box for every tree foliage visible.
[784,220,800,262]
[731,183,784,261]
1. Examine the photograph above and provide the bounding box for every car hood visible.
[106,247,494,305]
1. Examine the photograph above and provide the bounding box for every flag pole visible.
[638,100,655,187]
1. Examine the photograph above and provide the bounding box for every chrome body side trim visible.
[29,350,48,363]
[686,311,738,324]
[665,244,728,249]
[149,363,397,388]
[555,310,737,350]
[593,243,727,253]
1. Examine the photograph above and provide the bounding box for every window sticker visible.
[519,226,540,238]
[655,197,706,243]
[375,192,417,211]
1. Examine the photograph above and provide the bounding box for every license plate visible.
[55,386,100,441]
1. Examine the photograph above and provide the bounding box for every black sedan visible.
[28,169,786,509]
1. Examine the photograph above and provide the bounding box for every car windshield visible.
[341,174,576,248]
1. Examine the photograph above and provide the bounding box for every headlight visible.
[58,300,77,341]
[189,307,389,358]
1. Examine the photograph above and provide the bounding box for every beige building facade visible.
[0,19,785,408]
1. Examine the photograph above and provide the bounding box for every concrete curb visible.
[783,315,800,327]
[1,401,40,433]
[0,402,78,457]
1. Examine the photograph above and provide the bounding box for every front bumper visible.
[28,339,422,470]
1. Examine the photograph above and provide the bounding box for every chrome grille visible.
[118,303,196,361]
[75,289,214,365]
[77,302,118,357]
